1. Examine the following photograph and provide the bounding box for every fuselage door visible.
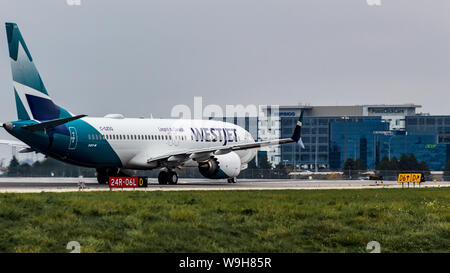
[68,127,78,150]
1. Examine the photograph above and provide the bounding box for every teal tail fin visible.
[6,22,72,121]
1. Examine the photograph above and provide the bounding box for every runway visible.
[0,177,449,193]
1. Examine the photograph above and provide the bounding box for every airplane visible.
[0,23,305,185]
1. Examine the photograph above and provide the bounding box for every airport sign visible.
[397,173,423,183]
[109,177,148,188]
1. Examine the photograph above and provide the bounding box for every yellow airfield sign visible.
[397,173,423,183]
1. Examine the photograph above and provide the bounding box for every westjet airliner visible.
[1,23,304,185]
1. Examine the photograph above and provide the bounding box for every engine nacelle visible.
[198,152,241,179]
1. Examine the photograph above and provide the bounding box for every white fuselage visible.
[84,117,257,170]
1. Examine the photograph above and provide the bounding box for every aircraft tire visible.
[167,171,178,185]
[96,168,108,184]
[158,171,168,185]
[227,178,236,184]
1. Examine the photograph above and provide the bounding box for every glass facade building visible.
[280,116,381,169]
[329,119,389,170]
[377,133,449,170]
[406,115,450,144]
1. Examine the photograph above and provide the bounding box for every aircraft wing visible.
[147,138,295,165]
[146,111,305,166]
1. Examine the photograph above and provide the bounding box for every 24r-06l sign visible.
[109,177,148,188]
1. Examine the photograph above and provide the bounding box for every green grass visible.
[0,188,448,253]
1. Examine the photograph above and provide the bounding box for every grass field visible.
[0,188,448,253]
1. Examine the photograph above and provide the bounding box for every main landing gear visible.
[96,168,119,184]
[158,170,178,185]
[96,168,134,185]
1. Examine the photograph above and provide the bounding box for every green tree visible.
[258,154,273,169]
[6,157,20,177]
[19,163,32,177]
[418,160,430,175]
[354,158,366,171]
[376,156,390,170]
[273,162,288,178]
[398,154,410,171]
[390,157,399,170]
[343,158,354,176]
[408,154,420,171]
[247,159,257,169]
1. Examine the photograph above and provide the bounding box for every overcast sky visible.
[0,0,449,160]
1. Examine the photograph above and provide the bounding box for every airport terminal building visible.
[215,104,450,171]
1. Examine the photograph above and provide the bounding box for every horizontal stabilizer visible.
[22,114,87,131]
[19,147,34,153]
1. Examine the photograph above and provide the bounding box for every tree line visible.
[375,154,430,172]
[341,154,431,172]
[5,157,95,177]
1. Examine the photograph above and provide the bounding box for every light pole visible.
[342,116,349,168]
[315,134,318,172]
[388,136,393,160]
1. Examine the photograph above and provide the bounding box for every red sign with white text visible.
[109,177,148,188]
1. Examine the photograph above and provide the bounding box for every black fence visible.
[1,167,447,181]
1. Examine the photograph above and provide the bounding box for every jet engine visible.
[198,152,241,179]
